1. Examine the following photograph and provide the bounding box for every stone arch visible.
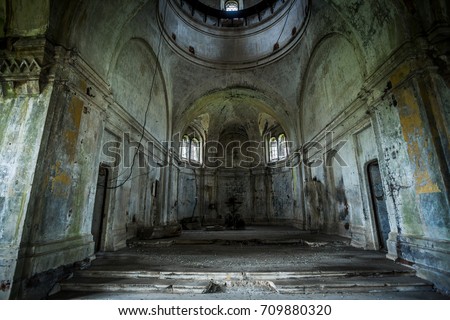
[109,38,170,142]
[299,32,365,142]
[175,86,295,144]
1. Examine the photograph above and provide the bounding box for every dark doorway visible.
[92,165,109,252]
[367,161,390,251]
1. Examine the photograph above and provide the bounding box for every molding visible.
[48,48,172,158]
[18,235,94,277]
[21,234,93,258]
[363,37,442,108]
[303,97,369,158]
[67,50,112,100]
[104,101,170,156]
[398,234,450,255]
[0,37,55,96]
[58,49,111,114]
[1,41,172,157]
[396,234,450,293]
[0,58,42,77]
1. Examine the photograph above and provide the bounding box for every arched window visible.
[180,134,202,164]
[268,133,289,162]
[278,134,287,160]
[191,138,200,162]
[225,0,239,11]
[181,135,190,160]
[269,137,278,161]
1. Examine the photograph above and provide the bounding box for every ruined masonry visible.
[0,0,449,299]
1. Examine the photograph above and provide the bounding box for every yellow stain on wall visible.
[80,80,87,93]
[51,160,71,196]
[69,96,83,129]
[65,96,84,162]
[390,63,411,87]
[397,87,440,194]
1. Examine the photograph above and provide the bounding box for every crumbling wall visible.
[16,59,105,298]
[271,168,295,223]
[106,37,168,244]
[300,33,365,239]
[216,169,252,223]
[0,83,53,300]
[373,65,450,292]
[1,0,448,299]
[298,0,450,293]
[12,43,170,297]
[176,166,298,227]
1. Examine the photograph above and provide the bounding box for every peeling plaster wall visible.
[1,0,449,299]
[216,169,252,222]
[271,168,295,223]
[0,87,53,300]
[17,81,103,296]
[373,81,450,291]
[11,48,170,298]
[175,167,299,226]
[298,0,450,292]
[375,67,450,291]
[96,129,162,251]
[301,34,364,141]
[326,0,410,74]
[301,33,365,240]
[106,36,169,245]
[353,124,380,249]
[0,0,174,299]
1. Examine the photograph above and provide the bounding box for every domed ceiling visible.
[158,0,310,69]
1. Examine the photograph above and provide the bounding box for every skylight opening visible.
[225,0,239,11]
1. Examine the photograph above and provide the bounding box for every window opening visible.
[191,138,200,162]
[268,133,289,162]
[181,135,190,160]
[225,0,239,11]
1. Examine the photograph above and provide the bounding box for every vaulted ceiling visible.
[44,0,416,145]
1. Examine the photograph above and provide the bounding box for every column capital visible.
[0,37,55,96]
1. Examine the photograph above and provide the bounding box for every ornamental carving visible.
[0,58,42,77]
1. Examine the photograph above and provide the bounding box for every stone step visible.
[59,273,432,295]
[273,276,434,294]
[60,277,211,294]
[74,269,415,281]
[126,238,339,247]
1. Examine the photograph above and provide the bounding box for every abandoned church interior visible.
[0,0,449,299]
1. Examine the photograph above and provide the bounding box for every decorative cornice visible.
[0,58,42,77]
[0,37,54,96]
